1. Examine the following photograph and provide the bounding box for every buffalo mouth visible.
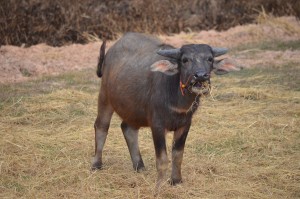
[190,80,211,95]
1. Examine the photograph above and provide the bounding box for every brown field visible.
[0,15,300,198]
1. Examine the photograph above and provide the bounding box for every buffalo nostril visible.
[194,72,210,81]
[203,74,210,79]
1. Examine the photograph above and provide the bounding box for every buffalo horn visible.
[157,48,181,59]
[212,47,228,57]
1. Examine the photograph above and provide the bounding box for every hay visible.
[1,57,299,198]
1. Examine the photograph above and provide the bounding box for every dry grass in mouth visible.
[190,81,211,96]
[1,59,299,198]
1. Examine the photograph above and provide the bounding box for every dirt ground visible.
[0,16,299,84]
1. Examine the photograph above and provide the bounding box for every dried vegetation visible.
[1,57,299,198]
[0,0,299,46]
[0,6,300,199]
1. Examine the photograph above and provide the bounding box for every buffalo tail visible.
[97,40,106,78]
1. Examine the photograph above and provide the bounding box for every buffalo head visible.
[151,44,240,95]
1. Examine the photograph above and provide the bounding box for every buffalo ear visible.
[213,58,242,75]
[150,60,178,76]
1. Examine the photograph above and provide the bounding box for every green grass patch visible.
[233,39,300,52]
[215,62,300,92]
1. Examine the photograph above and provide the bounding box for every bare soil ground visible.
[1,16,299,84]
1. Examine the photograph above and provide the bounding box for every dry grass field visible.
[1,14,300,198]
[1,41,300,198]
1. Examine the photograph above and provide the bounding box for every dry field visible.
[1,16,300,198]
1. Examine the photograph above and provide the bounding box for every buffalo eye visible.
[207,57,213,63]
[182,57,189,63]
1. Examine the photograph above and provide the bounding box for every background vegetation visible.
[1,0,299,46]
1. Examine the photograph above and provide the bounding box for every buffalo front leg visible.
[151,126,168,188]
[91,101,113,170]
[121,122,145,172]
[170,124,191,185]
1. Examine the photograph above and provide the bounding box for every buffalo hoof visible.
[169,178,183,186]
[134,160,146,172]
[136,165,146,173]
[91,161,102,171]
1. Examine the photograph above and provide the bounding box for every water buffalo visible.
[92,32,239,186]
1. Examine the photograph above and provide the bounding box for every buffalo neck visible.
[167,74,200,113]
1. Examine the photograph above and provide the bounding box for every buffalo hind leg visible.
[91,101,114,170]
[170,124,191,185]
[121,122,145,172]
